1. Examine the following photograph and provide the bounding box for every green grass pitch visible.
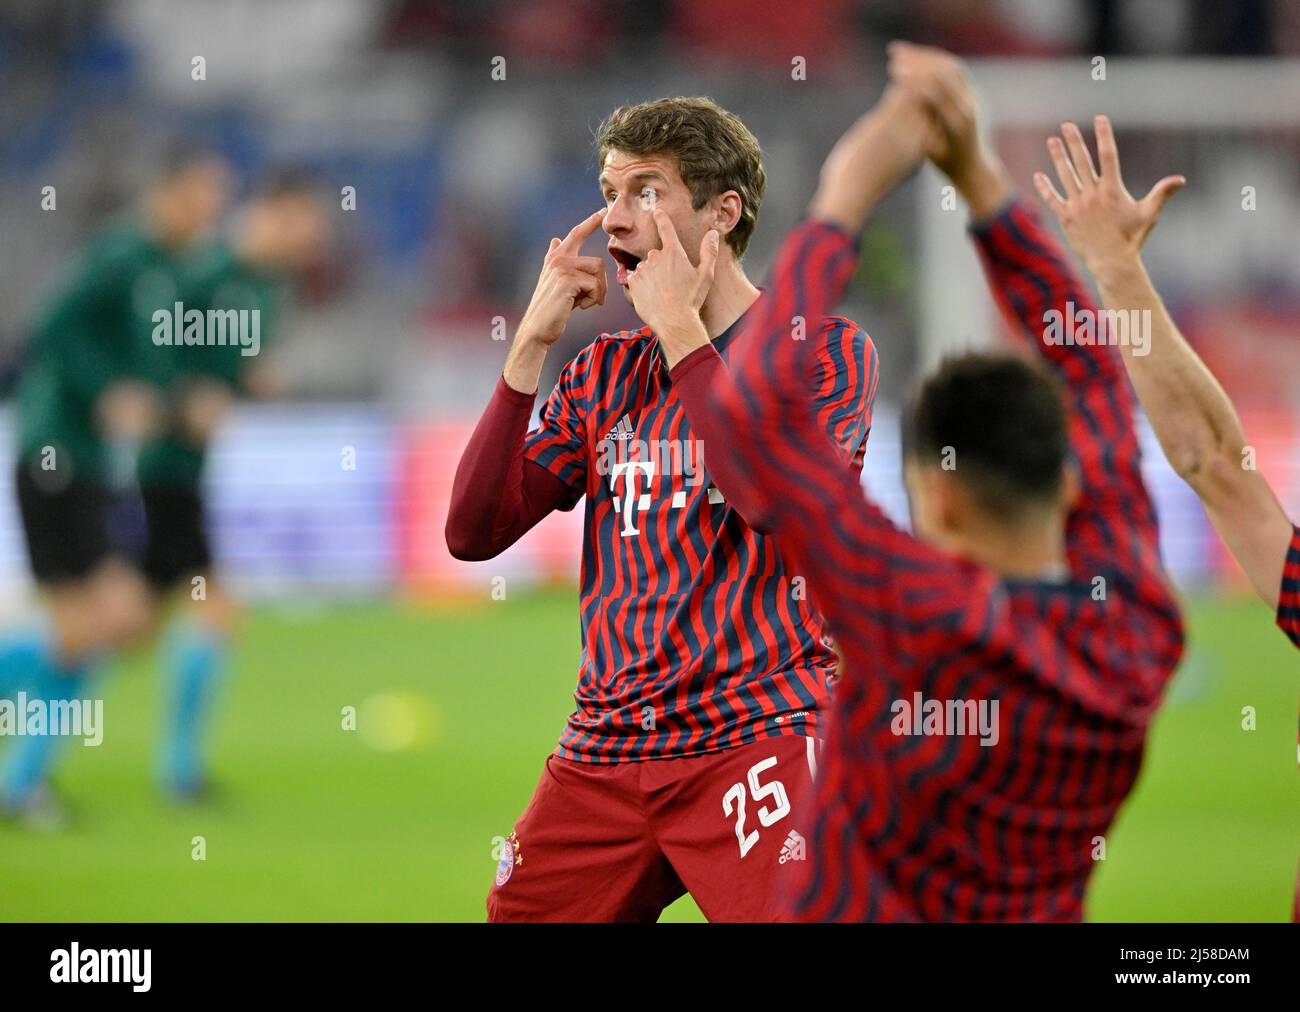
[1,590,1296,921]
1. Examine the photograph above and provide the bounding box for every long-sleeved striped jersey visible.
[677,197,1185,920]
[523,309,876,761]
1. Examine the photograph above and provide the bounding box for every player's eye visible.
[639,187,658,210]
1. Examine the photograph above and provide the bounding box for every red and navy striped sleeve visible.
[675,314,876,535]
[699,219,979,657]
[522,344,594,510]
[969,200,1172,611]
[811,318,878,470]
[706,220,864,535]
[1280,524,1300,648]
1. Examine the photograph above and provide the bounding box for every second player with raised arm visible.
[656,44,1186,920]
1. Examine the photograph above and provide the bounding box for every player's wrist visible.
[514,316,561,349]
[502,333,549,395]
[653,314,710,370]
[1087,249,1147,292]
[950,156,1011,221]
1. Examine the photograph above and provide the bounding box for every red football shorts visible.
[486,735,822,922]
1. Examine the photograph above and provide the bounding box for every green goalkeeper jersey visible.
[17,216,186,483]
[135,240,283,489]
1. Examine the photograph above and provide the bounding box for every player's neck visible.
[700,258,761,341]
[959,517,1070,582]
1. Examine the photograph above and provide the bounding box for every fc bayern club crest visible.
[495,831,522,887]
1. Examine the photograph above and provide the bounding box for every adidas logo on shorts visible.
[778,830,806,864]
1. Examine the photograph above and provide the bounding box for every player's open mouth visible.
[609,247,642,285]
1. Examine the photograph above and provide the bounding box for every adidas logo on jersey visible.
[602,413,636,442]
[779,830,806,864]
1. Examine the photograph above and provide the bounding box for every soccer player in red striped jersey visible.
[656,47,1188,920]
[447,98,875,921]
[1031,105,1300,919]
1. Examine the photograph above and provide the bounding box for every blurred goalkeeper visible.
[0,148,230,824]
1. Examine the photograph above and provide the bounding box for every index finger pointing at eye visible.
[557,208,608,255]
[651,207,682,251]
